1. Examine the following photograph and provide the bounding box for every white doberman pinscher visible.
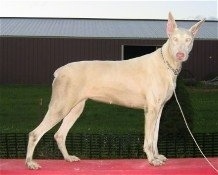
[26,12,205,169]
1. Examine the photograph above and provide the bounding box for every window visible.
[122,45,159,60]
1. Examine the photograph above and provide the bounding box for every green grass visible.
[0,85,51,133]
[0,85,144,134]
[0,85,218,134]
[187,87,218,133]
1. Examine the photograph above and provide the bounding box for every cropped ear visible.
[189,18,205,37]
[167,12,177,37]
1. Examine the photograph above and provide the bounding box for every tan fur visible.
[26,12,205,169]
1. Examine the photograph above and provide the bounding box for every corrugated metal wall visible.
[0,37,119,84]
[0,37,217,84]
[186,40,218,80]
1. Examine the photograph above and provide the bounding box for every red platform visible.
[0,158,218,175]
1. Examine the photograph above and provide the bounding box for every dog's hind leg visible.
[26,108,65,169]
[54,100,86,162]
[26,75,79,169]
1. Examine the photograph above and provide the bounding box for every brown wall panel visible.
[0,37,217,84]
[183,40,218,80]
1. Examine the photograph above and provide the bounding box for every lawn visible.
[187,87,218,133]
[0,85,144,134]
[0,85,218,134]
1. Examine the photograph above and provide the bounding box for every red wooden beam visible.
[0,158,217,175]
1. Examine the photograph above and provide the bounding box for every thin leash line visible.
[173,89,218,173]
[160,47,218,173]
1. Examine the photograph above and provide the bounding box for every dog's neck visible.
[161,40,182,76]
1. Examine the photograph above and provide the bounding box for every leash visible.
[173,88,218,173]
[160,47,218,173]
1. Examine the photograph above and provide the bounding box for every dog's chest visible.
[165,80,176,102]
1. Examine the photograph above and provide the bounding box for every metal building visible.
[0,18,217,84]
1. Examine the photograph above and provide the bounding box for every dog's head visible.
[167,12,205,62]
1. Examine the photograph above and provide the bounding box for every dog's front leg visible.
[143,105,165,166]
[153,105,167,162]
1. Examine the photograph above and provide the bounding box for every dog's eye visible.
[186,38,191,42]
[173,37,178,42]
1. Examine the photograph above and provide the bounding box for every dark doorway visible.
[123,45,157,60]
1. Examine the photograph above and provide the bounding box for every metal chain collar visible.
[160,47,181,76]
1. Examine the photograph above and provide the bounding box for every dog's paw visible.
[26,160,42,170]
[65,155,80,162]
[155,154,167,162]
[149,158,165,166]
